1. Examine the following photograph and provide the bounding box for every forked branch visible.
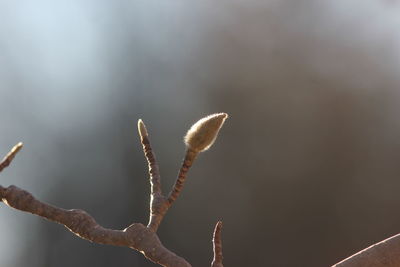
[0,113,227,267]
[6,114,400,266]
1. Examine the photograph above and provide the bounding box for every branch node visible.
[0,114,229,267]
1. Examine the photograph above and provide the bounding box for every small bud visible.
[184,113,228,152]
[11,142,23,154]
[138,119,148,139]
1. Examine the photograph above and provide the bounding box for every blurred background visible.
[1,0,400,266]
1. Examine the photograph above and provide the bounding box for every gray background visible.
[1,0,400,266]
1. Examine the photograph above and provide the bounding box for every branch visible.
[211,221,224,267]
[0,113,228,267]
[169,113,228,205]
[137,113,227,232]
[332,233,400,267]
[0,184,190,266]
[138,119,167,232]
[167,148,198,205]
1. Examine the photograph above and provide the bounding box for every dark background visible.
[1,1,400,266]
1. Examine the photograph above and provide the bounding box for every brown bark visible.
[332,234,400,267]
[0,184,190,267]
[0,113,227,267]
[6,115,400,266]
[211,221,223,267]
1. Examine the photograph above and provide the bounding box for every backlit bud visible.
[184,113,228,152]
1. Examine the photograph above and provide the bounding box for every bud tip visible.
[13,142,23,153]
[138,119,148,138]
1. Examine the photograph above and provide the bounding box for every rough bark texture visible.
[168,149,198,205]
[0,185,190,267]
[0,114,226,267]
[5,114,400,266]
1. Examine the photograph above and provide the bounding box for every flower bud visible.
[184,113,228,152]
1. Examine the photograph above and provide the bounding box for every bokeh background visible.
[1,0,400,266]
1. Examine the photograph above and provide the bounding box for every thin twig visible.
[167,113,227,205]
[0,142,23,173]
[211,221,224,267]
[138,119,168,231]
[167,149,198,205]
[138,120,161,195]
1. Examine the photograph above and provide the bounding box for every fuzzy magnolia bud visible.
[184,113,228,152]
